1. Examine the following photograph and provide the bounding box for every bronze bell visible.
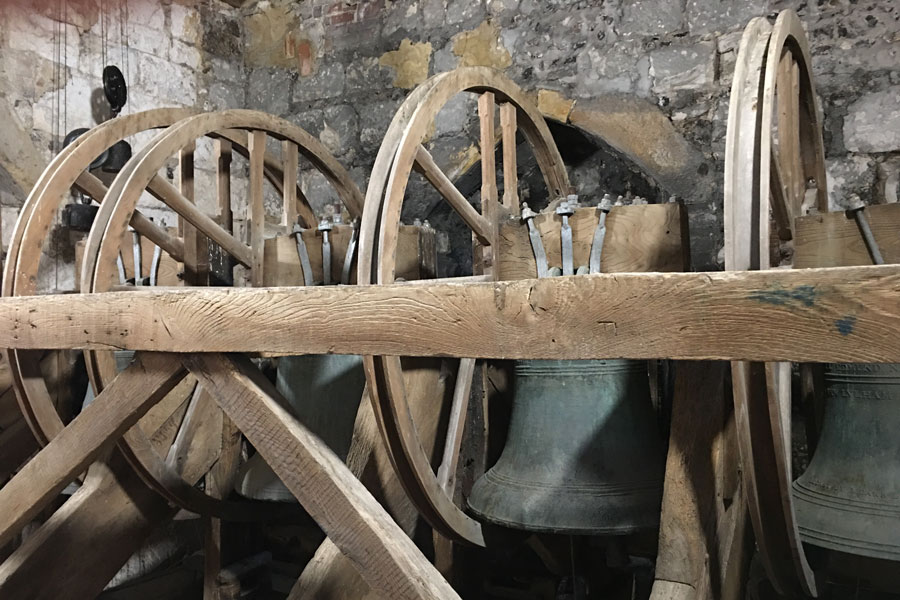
[793,362,900,560]
[467,359,665,534]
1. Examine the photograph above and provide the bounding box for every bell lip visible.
[794,482,900,561]
[466,502,660,536]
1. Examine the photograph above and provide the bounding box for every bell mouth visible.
[467,469,662,535]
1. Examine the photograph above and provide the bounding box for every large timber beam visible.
[0,265,898,362]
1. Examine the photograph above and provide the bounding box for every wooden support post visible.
[650,362,750,600]
[184,353,461,600]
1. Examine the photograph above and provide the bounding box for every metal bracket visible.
[557,195,577,276]
[319,216,334,285]
[521,203,549,278]
[847,195,885,265]
[116,252,127,286]
[292,224,315,286]
[589,194,613,274]
[341,219,359,285]
[131,228,142,285]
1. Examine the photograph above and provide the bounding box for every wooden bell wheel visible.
[5,108,364,518]
[358,67,571,546]
[724,9,827,597]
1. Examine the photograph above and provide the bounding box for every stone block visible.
[650,41,716,93]
[575,42,649,96]
[826,155,878,209]
[620,0,685,37]
[293,62,346,104]
[246,67,293,116]
[321,104,361,158]
[686,0,766,35]
[843,87,900,153]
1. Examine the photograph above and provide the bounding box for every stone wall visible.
[239,0,900,270]
[0,0,244,290]
[0,0,897,278]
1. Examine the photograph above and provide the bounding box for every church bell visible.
[793,362,900,560]
[467,359,665,534]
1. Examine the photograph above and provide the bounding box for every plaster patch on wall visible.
[244,3,300,69]
[451,21,512,70]
[379,39,432,89]
[537,89,575,122]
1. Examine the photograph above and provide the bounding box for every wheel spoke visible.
[75,171,186,262]
[436,358,476,493]
[500,103,519,215]
[413,145,491,246]
[249,130,266,286]
[215,139,233,232]
[282,141,299,227]
[769,147,793,241]
[181,142,210,286]
[478,92,499,279]
[148,174,253,268]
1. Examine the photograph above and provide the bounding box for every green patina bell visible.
[793,362,900,560]
[467,359,665,534]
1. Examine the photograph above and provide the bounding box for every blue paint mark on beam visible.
[835,316,857,336]
[747,284,820,308]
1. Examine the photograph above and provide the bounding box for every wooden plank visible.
[183,353,461,600]
[0,353,185,549]
[794,203,900,268]
[478,92,499,279]
[0,265,897,362]
[263,225,425,286]
[498,203,687,279]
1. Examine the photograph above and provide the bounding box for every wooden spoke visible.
[436,358,476,493]
[148,174,253,268]
[500,103,519,215]
[216,139,233,232]
[75,171,187,261]
[413,145,491,246]
[282,140,300,227]
[183,352,461,600]
[180,141,210,286]
[0,352,186,549]
[478,92,498,219]
[249,130,266,286]
[769,147,793,241]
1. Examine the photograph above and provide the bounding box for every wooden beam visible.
[0,265,897,362]
[183,353,461,600]
[794,203,900,268]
